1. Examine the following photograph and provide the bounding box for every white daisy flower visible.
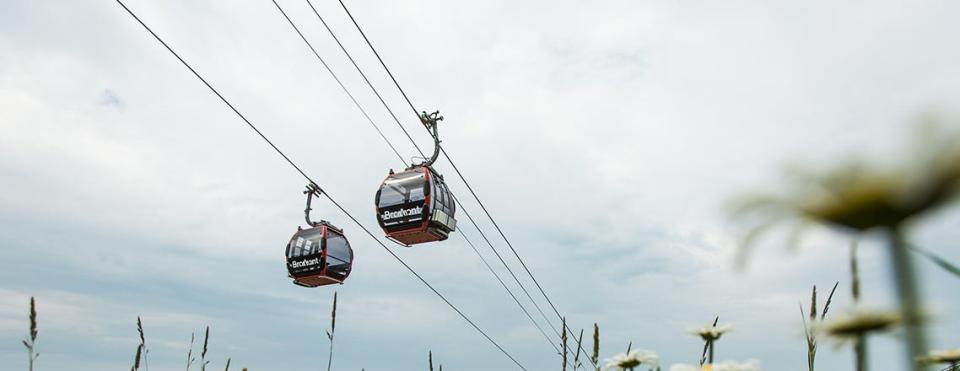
[693,324,734,341]
[603,349,659,370]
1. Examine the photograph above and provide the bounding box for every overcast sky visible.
[3,0,960,370]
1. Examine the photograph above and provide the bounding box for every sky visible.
[2,0,960,370]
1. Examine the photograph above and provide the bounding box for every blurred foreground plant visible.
[916,349,960,370]
[732,123,960,370]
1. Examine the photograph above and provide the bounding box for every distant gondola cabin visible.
[285,222,353,287]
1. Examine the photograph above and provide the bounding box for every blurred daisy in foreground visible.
[818,308,902,341]
[916,348,960,367]
[731,122,960,370]
[732,123,960,239]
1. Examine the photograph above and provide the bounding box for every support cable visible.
[307,0,426,159]
[269,0,405,165]
[296,0,562,349]
[459,223,561,356]
[334,1,595,366]
[113,2,527,368]
[455,193,563,340]
[336,0,419,120]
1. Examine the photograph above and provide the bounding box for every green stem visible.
[326,335,334,371]
[708,340,715,364]
[854,335,868,371]
[888,226,928,371]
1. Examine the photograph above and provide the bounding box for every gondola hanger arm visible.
[304,183,324,227]
[419,110,443,168]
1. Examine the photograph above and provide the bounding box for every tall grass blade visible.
[29,297,37,342]
[592,323,599,371]
[810,285,818,322]
[562,317,568,371]
[25,297,38,371]
[328,291,337,371]
[136,317,149,371]
[201,326,210,371]
[801,294,816,371]
[185,332,195,371]
[132,344,143,371]
[908,244,960,279]
[573,329,584,370]
[822,282,839,320]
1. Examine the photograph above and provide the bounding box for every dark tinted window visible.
[326,232,352,265]
[288,228,323,258]
[326,231,351,277]
[434,179,455,216]
[378,169,425,208]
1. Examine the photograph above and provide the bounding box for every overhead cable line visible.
[288,0,562,354]
[305,0,426,159]
[454,193,563,339]
[113,2,527,369]
[334,0,595,366]
[269,0,405,165]
[460,224,562,356]
[335,0,420,121]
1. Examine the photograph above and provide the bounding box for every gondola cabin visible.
[285,221,353,287]
[375,165,457,246]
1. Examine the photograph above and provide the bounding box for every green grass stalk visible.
[888,227,928,371]
[200,326,210,371]
[185,332,195,371]
[327,292,337,371]
[592,323,600,371]
[573,329,584,370]
[23,297,38,371]
[851,241,868,371]
[562,317,568,371]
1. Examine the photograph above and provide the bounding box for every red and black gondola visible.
[374,111,457,246]
[286,185,354,287]
[375,165,457,245]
